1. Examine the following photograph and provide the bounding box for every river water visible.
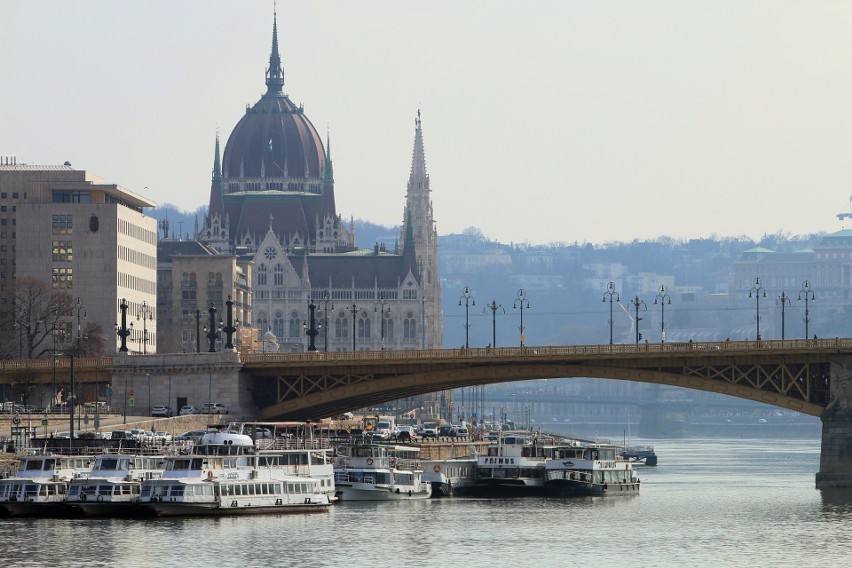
[2,435,851,567]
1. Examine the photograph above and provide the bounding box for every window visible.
[357,312,370,339]
[404,312,417,340]
[274,264,284,286]
[52,214,72,235]
[256,264,267,286]
[52,267,72,289]
[52,240,72,262]
[289,311,300,338]
[383,317,394,340]
[335,316,348,338]
[273,311,285,339]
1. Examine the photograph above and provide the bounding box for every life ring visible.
[433,465,441,473]
[207,470,213,479]
[96,495,103,502]
[367,458,374,466]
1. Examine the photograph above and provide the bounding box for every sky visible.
[3,1,852,245]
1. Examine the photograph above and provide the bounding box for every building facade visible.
[200,15,442,352]
[0,162,157,356]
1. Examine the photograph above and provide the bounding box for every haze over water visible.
[1,435,848,567]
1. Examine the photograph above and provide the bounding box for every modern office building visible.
[0,160,157,356]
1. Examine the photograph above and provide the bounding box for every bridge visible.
[3,338,852,488]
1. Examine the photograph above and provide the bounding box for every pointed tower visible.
[401,110,442,347]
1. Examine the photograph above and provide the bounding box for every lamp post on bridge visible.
[205,303,221,352]
[459,286,475,349]
[777,291,791,340]
[348,304,359,352]
[749,277,766,341]
[304,299,319,352]
[513,289,530,347]
[484,299,504,348]
[319,291,333,352]
[654,285,671,343]
[137,300,152,354]
[194,307,202,353]
[116,298,130,353]
[375,294,390,351]
[222,296,239,350]
[629,295,647,345]
[798,280,815,339]
[73,298,86,357]
[602,282,620,345]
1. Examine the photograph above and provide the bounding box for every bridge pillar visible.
[817,359,852,489]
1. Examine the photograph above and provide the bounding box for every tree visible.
[6,277,72,359]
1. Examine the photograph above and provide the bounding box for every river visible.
[1,435,850,567]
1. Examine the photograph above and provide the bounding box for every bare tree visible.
[8,277,73,359]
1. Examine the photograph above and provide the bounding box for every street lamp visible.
[777,291,791,340]
[194,307,202,353]
[304,299,319,352]
[73,298,87,357]
[319,291,334,352]
[137,300,153,354]
[628,295,647,345]
[798,280,816,339]
[602,282,620,345]
[115,298,130,353]
[513,289,530,347]
[748,277,766,340]
[459,286,475,348]
[348,304,359,352]
[375,294,390,351]
[483,299,505,348]
[205,303,222,352]
[146,373,151,416]
[654,285,671,343]
[222,296,239,350]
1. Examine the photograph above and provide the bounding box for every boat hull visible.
[144,500,330,517]
[544,480,640,497]
[335,483,431,501]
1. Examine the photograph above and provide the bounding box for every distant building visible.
[0,161,157,355]
[199,14,442,351]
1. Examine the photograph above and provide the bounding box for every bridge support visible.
[817,359,852,489]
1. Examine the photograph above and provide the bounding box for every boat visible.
[421,455,478,497]
[544,440,640,496]
[65,452,168,516]
[620,445,658,466]
[0,452,94,517]
[333,443,431,500]
[137,430,331,516]
[473,431,552,495]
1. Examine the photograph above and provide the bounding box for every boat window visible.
[98,485,113,496]
[43,459,56,470]
[100,458,119,471]
[25,460,42,471]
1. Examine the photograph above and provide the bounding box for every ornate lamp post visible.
[205,303,221,352]
[194,307,202,353]
[749,277,766,340]
[483,299,505,348]
[798,280,815,339]
[602,282,620,345]
[319,291,334,352]
[222,296,239,350]
[348,304,359,352]
[459,286,475,348]
[73,298,87,357]
[513,289,530,347]
[116,298,130,353]
[629,295,647,344]
[304,299,319,352]
[777,291,791,340]
[137,300,152,354]
[375,294,390,351]
[654,285,671,343]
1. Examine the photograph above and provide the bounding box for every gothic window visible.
[257,264,268,286]
[274,264,284,286]
[404,312,417,340]
[264,246,277,261]
[335,315,348,338]
[289,311,300,338]
[273,311,285,339]
[257,311,269,333]
[384,317,394,340]
[358,312,371,339]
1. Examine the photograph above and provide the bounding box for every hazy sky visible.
[3,1,852,245]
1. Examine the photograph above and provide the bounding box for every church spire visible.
[212,130,222,182]
[265,8,285,94]
[407,108,429,193]
[324,127,334,183]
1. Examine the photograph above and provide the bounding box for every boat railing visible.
[255,437,333,451]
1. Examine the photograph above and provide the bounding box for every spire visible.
[212,130,222,182]
[402,208,418,277]
[265,8,285,95]
[407,108,429,192]
[324,127,334,183]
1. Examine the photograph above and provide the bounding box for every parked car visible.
[179,405,199,416]
[395,426,417,442]
[438,425,454,437]
[451,427,469,438]
[202,402,228,415]
[420,424,439,438]
[174,430,207,442]
[110,430,132,441]
[151,405,171,417]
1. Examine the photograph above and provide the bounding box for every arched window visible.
[289,311,300,337]
[358,311,371,339]
[404,312,417,340]
[274,264,284,286]
[384,316,394,340]
[335,313,348,338]
[257,264,268,286]
[273,310,285,339]
[257,311,269,333]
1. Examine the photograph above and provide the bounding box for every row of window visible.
[118,219,157,245]
[118,272,156,295]
[118,245,156,270]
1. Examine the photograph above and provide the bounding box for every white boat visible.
[473,431,552,495]
[137,430,331,516]
[334,443,432,501]
[544,441,641,496]
[421,456,478,497]
[65,452,168,516]
[0,452,94,517]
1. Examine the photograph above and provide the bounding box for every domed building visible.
[202,13,442,352]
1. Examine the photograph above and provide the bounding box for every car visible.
[395,425,417,442]
[202,402,228,415]
[437,425,454,437]
[175,430,207,442]
[151,405,171,417]
[420,424,438,438]
[451,427,469,438]
[179,405,199,415]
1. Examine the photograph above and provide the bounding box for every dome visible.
[221,14,327,187]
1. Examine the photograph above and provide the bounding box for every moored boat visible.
[334,443,431,501]
[0,452,94,517]
[65,452,168,516]
[421,456,477,497]
[473,431,552,496]
[544,440,640,496]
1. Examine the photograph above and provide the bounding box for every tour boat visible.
[473,431,553,495]
[65,452,168,516]
[333,443,431,501]
[544,440,640,496]
[137,430,331,516]
[421,456,478,497]
[0,452,94,517]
